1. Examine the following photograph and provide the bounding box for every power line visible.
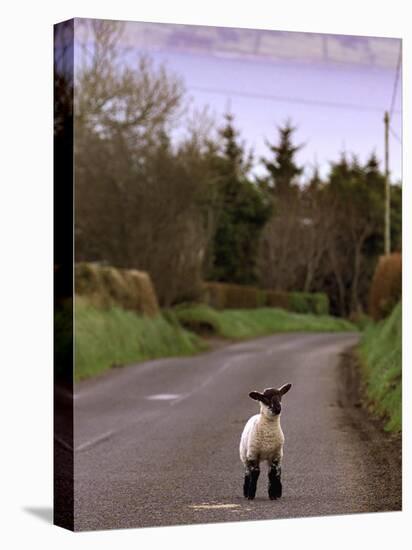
[189,85,401,114]
[389,43,402,117]
[389,126,402,144]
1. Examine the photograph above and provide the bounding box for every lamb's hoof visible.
[247,495,255,500]
[269,488,282,500]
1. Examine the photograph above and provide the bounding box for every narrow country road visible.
[73,332,401,531]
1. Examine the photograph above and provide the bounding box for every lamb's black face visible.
[249,384,292,416]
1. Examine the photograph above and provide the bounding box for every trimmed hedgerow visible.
[75,262,160,317]
[202,282,264,309]
[202,281,329,315]
[369,253,402,321]
[265,290,290,310]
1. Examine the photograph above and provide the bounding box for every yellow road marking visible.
[189,503,241,510]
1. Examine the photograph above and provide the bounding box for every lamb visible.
[239,383,292,500]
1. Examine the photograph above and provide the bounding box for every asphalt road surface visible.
[73,332,401,531]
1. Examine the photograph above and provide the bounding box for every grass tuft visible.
[359,302,402,432]
[75,298,205,380]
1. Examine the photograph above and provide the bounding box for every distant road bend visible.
[73,332,401,531]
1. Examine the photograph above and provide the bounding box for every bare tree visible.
[74,20,216,306]
[258,198,302,291]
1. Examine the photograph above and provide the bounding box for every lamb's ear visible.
[249,391,264,402]
[278,383,292,395]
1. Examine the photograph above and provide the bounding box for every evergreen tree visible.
[362,152,402,255]
[307,165,323,192]
[262,120,303,196]
[208,113,271,284]
[325,153,387,314]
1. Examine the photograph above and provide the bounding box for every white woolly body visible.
[239,411,284,465]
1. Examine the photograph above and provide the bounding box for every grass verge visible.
[75,298,205,380]
[358,302,402,432]
[167,304,356,339]
[76,301,357,381]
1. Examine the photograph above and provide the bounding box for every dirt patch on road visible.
[337,347,401,511]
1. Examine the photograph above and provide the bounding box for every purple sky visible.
[76,19,402,182]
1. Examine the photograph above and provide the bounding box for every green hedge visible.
[202,282,329,315]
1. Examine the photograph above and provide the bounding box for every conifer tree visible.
[208,113,271,284]
[262,120,303,196]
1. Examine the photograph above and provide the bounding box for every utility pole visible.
[384,111,390,255]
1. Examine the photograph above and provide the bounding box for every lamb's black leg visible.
[268,459,282,500]
[243,471,250,498]
[244,460,260,500]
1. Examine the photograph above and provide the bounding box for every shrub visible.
[75,262,160,317]
[289,292,309,313]
[289,292,329,315]
[310,293,330,315]
[369,253,402,320]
